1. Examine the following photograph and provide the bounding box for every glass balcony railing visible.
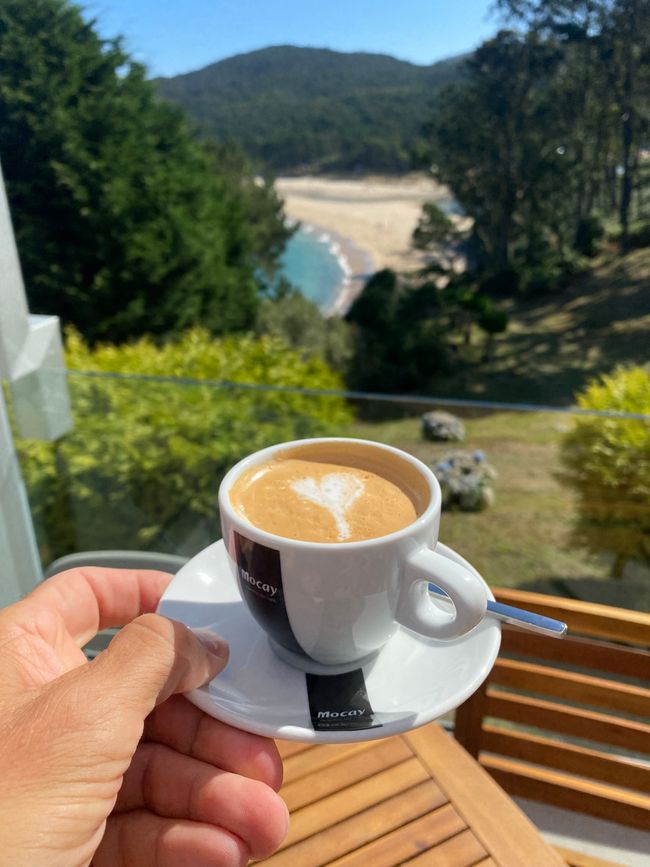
[10,370,650,614]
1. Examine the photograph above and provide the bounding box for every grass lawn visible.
[346,410,650,611]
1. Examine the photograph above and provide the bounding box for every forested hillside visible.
[156,45,466,173]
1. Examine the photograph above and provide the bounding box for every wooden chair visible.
[454,588,650,860]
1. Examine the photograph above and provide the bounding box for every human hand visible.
[0,567,289,866]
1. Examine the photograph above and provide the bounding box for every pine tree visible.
[0,0,291,341]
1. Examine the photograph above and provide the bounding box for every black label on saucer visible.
[233,532,304,655]
[307,668,382,731]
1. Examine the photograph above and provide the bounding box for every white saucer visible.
[157,540,501,744]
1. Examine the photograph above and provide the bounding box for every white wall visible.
[0,389,42,606]
[0,160,71,603]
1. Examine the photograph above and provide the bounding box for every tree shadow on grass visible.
[434,251,650,406]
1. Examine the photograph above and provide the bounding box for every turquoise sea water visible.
[277,199,459,310]
[278,226,346,311]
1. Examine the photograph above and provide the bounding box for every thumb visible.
[87,613,229,721]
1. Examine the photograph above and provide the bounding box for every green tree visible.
[427,31,573,283]
[15,328,353,562]
[413,202,457,249]
[345,264,509,392]
[208,140,293,283]
[420,8,650,290]
[412,202,466,274]
[411,204,509,362]
[0,0,291,342]
[345,270,449,394]
[560,366,650,578]
[498,0,650,249]
[256,289,354,372]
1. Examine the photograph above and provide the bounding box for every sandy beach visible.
[276,174,453,313]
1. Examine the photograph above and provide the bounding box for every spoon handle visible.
[428,584,567,638]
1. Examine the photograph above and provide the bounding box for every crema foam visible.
[229,447,422,543]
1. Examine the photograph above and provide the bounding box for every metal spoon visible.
[429,584,567,638]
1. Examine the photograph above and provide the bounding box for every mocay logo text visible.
[239,568,278,597]
[317,709,366,719]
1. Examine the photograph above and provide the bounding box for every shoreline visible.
[292,220,376,315]
[277,173,453,314]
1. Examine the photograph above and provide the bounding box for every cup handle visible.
[396,547,488,640]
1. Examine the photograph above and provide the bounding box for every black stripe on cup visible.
[233,531,304,656]
[307,668,382,732]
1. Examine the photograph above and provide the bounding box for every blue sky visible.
[86,0,498,78]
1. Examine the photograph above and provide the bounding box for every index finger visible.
[18,567,173,646]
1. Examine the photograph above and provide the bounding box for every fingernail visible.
[193,629,230,660]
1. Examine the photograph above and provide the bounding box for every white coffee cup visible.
[218,437,488,672]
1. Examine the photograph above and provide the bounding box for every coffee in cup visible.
[219,438,488,672]
[229,444,422,543]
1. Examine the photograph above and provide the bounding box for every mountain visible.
[155,45,467,173]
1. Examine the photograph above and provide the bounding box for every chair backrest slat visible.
[485,689,650,754]
[454,590,650,830]
[492,658,650,717]
[485,756,650,829]
[500,630,650,680]
[495,589,650,645]
[482,725,650,793]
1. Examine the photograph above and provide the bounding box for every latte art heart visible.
[230,454,419,543]
[291,473,364,540]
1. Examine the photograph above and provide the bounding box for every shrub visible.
[560,366,650,577]
[16,328,353,562]
[516,252,583,294]
[434,450,496,512]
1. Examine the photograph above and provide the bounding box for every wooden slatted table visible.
[261,722,566,866]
